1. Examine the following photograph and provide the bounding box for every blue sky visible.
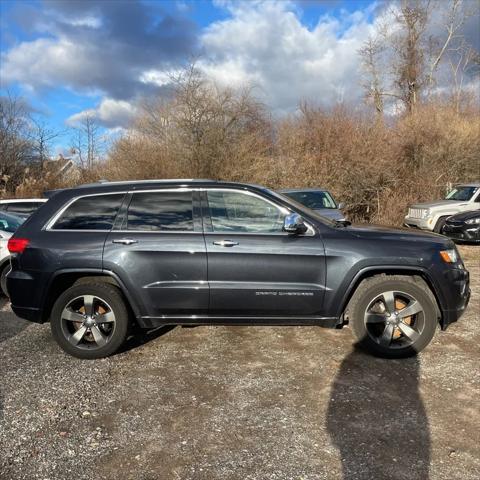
[0,0,477,153]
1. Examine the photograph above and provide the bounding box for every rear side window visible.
[52,194,124,230]
[127,191,194,231]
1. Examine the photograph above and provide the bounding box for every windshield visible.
[283,191,337,209]
[445,186,478,201]
[270,191,338,227]
[0,212,25,233]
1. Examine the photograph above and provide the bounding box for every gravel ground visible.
[0,245,479,480]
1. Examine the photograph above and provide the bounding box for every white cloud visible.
[199,1,376,112]
[139,69,181,87]
[1,38,99,93]
[67,98,137,128]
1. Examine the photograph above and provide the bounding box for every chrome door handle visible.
[213,240,239,247]
[112,238,138,245]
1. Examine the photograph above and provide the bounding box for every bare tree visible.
[29,117,63,169]
[359,0,478,115]
[70,113,103,169]
[0,93,33,193]
[390,0,431,113]
[447,40,480,111]
[132,63,269,178]
[359,36,387,116]
[426,0,479,90]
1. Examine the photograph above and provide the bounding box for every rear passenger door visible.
[103,189,208,317]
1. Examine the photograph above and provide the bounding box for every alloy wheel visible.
[60,295,116,350]
[363,290,425,349]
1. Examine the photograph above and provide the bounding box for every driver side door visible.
[202,189,327,317]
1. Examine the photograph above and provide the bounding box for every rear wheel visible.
[0,262,10,297]
[50,283,129,359]
[348,275,438,358]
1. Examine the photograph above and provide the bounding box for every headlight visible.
[465,217,480,225]
[439,249,458,263]
[422,209,430,219]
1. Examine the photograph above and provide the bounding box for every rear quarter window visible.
[51,194,124,230]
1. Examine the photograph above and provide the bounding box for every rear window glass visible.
[127,191,194,231]
[6,202,41,214]
[52,194,124,230]
[284,191,337,209]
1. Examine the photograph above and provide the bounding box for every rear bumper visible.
[7,268,46,323]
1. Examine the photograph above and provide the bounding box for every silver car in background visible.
[404,183,480,233]
[279,188,345,221]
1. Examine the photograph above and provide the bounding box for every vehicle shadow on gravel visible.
[117,325,176,354]
[0,302,30,345]
[327,345,430,480]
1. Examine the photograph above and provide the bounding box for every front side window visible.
[52,194,124,230]
[127,191,194,231]
[445,186,478,201]
[207,190,286,233]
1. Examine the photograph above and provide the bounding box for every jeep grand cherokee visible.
[7,180,470,359]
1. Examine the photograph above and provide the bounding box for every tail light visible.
[7,238,30,254]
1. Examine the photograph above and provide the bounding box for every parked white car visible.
[0,198,47,217]
[404,183,480,233]
[0,211,25,296]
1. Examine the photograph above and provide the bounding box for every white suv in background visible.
[0,198,47,217]
[0,211,25,296]
[404,183,480,233]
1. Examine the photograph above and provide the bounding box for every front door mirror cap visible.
[283,213,308,234]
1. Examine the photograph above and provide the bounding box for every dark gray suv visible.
[7,180,470,359]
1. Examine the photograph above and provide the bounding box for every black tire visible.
[0,262,10,297]
[50,283,130,359]
[434,216,449,233]
[347,275,438,358]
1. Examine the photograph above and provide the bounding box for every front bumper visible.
[437,265,470,329]
[404,216,433,230]
[442,223,480,243]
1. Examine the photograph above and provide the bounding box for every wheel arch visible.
[0,256,11,271]
[339,266,444,324]
[41,269,141,323]
[433,214,451,232]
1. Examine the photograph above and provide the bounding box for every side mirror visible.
[283,213,308,234]
[338,202,345,210]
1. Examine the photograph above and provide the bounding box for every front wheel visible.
[348,275,438,358]
[434,216,449,233]
[50,283,130,359]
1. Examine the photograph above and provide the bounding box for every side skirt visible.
[137,315,341,329]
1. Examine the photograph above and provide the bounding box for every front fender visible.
[332,264,445,320]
